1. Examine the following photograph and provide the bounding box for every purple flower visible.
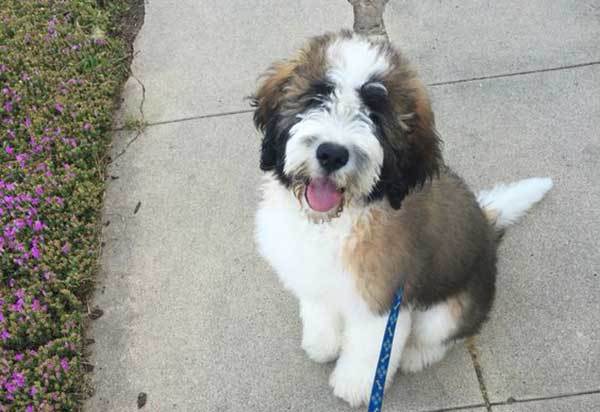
[31,299,41,312]
[1,329,10,341]
[5,381,16,393]
[15,218,26,229]
[23,116,32,128]
[54,102,64,114]
[61,243,70,254]
[21,72,31,81]
[33,220,44,232]
[60,358,69,371]
[12,371,26,388]
[35,185,44,196]
[83,122,92,131]
[4,224,16,238]
[3,100,12,112]
[31,245,41,259]
[26,406,34,412]
[16,153,29,168]
[30,386,37,396]
[10,298,24,313]
[15,353,24,361]
[5,145,14,155]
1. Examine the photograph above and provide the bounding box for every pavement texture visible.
[86,1,600,411]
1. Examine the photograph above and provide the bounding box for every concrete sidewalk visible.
[87,1,600,411]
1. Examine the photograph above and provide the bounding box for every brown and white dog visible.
[252,30,552,407]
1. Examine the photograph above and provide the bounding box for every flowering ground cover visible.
[1,1,140,409]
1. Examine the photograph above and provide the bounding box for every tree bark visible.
[348,0,389,41]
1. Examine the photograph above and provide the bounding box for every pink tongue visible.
[306,178,342,212]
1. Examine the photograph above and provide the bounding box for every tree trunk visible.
[348,0,389,41]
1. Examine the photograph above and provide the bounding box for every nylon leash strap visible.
[367,286,404,412]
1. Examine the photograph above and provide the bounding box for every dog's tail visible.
[477,177,553,236]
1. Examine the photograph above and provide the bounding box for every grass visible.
[0,1,137,409]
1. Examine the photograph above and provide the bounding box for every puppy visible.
[251,30,552,407]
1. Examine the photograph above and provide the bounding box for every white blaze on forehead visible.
[281,36,387,199]
[326,37,389,89]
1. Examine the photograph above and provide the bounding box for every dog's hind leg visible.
[400,299,461,373]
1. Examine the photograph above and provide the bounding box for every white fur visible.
[330,310,410,407]
[327,37,389,88]
[299,299,342,363]
[256,175,411,407]
[477,177,553,228]
[284,36,388,201]
[400,301,458,373]
[256,35,554,407]
[256,172,554,403]
[286,107,383,196]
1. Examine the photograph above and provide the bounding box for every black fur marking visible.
[360,82,441,209]
[259,112,298,186]
[253,79,335,187]
[310,79,335,97]
[301,79,335,112]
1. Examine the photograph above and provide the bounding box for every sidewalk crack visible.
[429,60,600,87]
[113,72,146,160]
[467,337,492,411]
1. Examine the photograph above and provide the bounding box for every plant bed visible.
[1,1,142,410]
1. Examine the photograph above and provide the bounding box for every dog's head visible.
[252,31,441,219]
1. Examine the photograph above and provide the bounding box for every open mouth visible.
[304,177,344,213]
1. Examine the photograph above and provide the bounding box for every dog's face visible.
[252,31,441,219]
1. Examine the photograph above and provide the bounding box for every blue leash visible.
[367,286,404,412]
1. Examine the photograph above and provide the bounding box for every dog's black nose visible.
[316,143,349,172]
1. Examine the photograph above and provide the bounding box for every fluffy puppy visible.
[251,30,552,407]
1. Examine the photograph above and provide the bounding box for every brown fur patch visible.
[482,208,499,226]
[342,207,407,313]
[447,294,466,321]
[252,33,338,128]
[343,168,496,318]
[252,61,298,127]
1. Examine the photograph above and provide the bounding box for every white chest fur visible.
[254,176,371,318]
[254,177,414,407]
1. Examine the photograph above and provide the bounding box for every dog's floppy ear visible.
[251,61,295,130]
[251,62,297,171]
[384,79,442,209]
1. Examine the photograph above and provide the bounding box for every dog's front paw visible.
[300,301,342,363]
[328,356,374,408]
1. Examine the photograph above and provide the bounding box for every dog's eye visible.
[304,80,335,108]
[361,82,388,99]
[361,82,389,113]
[311,80,335,97]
